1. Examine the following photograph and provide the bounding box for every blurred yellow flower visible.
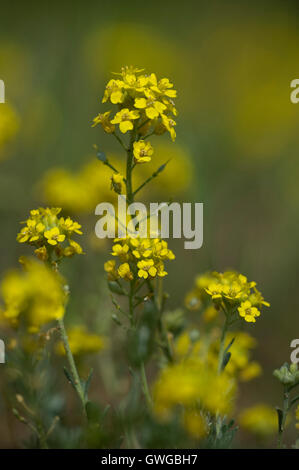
[0,258,65,333]
[153,357,236,419]
[239,404,278,437]
[183,410,208,440]
[0,103,19,159]
[56,325,105,356]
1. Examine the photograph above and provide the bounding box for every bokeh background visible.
[1,0,299,448]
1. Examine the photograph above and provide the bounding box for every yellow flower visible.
[137,259,157,279]
[239,404,278,437]
[44,227,66,246]
[161,114,176,141]
[111,108,140,133]
[131,238,152,258]
[63,240,83,257]
[111,243,129,259]
[205,282,224,300]
[222,281,243,301]
[104,260,119,281]
[134,95,166,120]
[118,262,133,281]
[238,300,260,323]
[102,79,125,104]
[34,246,48,261]
[133,140,153,163]
[111,173,124,194]
[149,73,177,99]
[59,217,82,234]
[56,325,105,356]
[92,111,115,133]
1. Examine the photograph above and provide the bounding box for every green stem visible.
[113,131,128,152]
[126,129,135,205]
[133,160,170,197]
[57,317,86,414]
[278,387,289,449]
[140,362,152,408]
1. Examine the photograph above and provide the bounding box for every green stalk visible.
[277,386,289,449]
[125,127,153,410]
[57,317,86,415]
[140,362,152,408]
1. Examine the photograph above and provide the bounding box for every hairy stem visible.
[57,317,86,415]
[278,387,289,449]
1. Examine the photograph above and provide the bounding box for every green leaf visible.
[222,351,231,370]
[96,151,107,163]
[102,404,111,419]
[127,299,159,367]
[83,368,94,400]
[290,394,299,408]
[63,366,76,390]
[156,159,170,175]
[111,314,122,326]
[276,407,283,432]
[108,281,126,295]
[85,400,102,424]
[224,337,235,356]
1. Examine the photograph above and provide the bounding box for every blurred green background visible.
[1,0,299,448]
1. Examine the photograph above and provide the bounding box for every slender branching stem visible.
[277,386,290,449]
[57,317,87,415]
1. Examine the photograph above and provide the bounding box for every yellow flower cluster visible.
[17,207,83,261]
[186,270,270,323]
[152,357,236,430]
[93,66,177,142]
[0,258,65,333]
[239,404,278,437]
[56,325,106,356]
[104,236,175,282]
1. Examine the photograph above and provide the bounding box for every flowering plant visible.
[1,66,298,450]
